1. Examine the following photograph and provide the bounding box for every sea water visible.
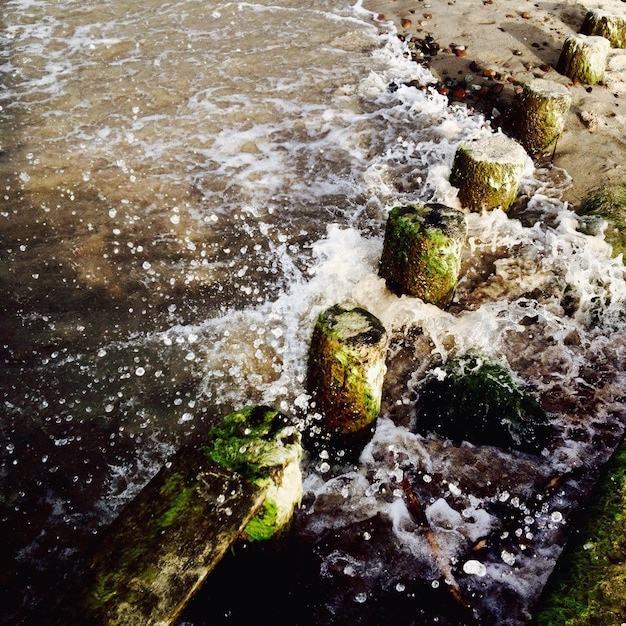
[1,0,625,624]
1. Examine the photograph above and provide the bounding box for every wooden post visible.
[307,303,388,453]
[378,203,467,307]
[49,452,266,626]
[581,9,626,49]
[44,405,302,626]
[557,33,610,85]
[515,78,572,158]
[449,134,528,212]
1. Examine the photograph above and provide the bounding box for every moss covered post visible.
[378,203,467,307]
[514,78,572,158]
[45,405,302,626]
[557,33,610,85]
[581,9,626,49]
[307,303,388,454]
[449,134,528,212]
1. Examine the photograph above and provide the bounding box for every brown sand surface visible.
[363,0,626,207]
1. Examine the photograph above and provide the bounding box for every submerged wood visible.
[50,450,266,626]
[581,9,626,49]
[307,303,388,452]
[557,33,610,85]
[533,438,626,625]
[515,78,571,157]
[449,134,528,212]
[378,203,467,307]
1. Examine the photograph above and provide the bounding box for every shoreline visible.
[363,0,626,208]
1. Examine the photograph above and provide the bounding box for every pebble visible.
[451,86,467,99]
[401,18,412,29]
[454,47,467,57]
[521,11,531,19]
[483,68,497,78]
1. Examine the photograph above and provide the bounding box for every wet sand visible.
[363,0,626,207]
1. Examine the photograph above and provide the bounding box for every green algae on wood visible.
[557,33,610,85]
[414,355,552,454]
[50,449,266,626]
[581,9,626,49]
[449,134,528,212]
[578,182,626,261]
[378,203,467,307]
[515,78,571,157]
[307,303,388,451]
[203,405,303,542]
[533,437,626,625]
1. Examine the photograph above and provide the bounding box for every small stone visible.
[513,49,523,56]
[451,86,467,99]
[401,18,412,29]
[483,68,497,78]
[521,11,531,19]
[454,47,468,57]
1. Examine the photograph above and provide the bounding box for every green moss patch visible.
[203,405,303,541]
[414,355,552,454]
[533,439,626,625]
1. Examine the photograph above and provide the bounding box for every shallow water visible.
[1,1,625,624]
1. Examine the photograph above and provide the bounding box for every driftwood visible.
[400,474,479,625]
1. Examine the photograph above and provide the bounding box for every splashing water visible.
[1,0,625,624]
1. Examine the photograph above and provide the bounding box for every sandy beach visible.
[363,0,626,207]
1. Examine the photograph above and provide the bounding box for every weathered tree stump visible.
[449,134,528,212]
[557,33,610,85]
[581,9,626,49]
[514,78,572,157]
[45,405,302,626]
[307,303,388,453]
[378,203,467,307]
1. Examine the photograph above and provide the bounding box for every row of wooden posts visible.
[45,9,626,625]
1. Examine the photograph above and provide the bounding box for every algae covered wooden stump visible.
[533,438,626,625]
[307,303,388,453]
[378,203,467,307]
[581,9,626,49]
[449,134,528,212]
[47,405,302,626]
[515,78,571,158]
[557,33,610,85]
